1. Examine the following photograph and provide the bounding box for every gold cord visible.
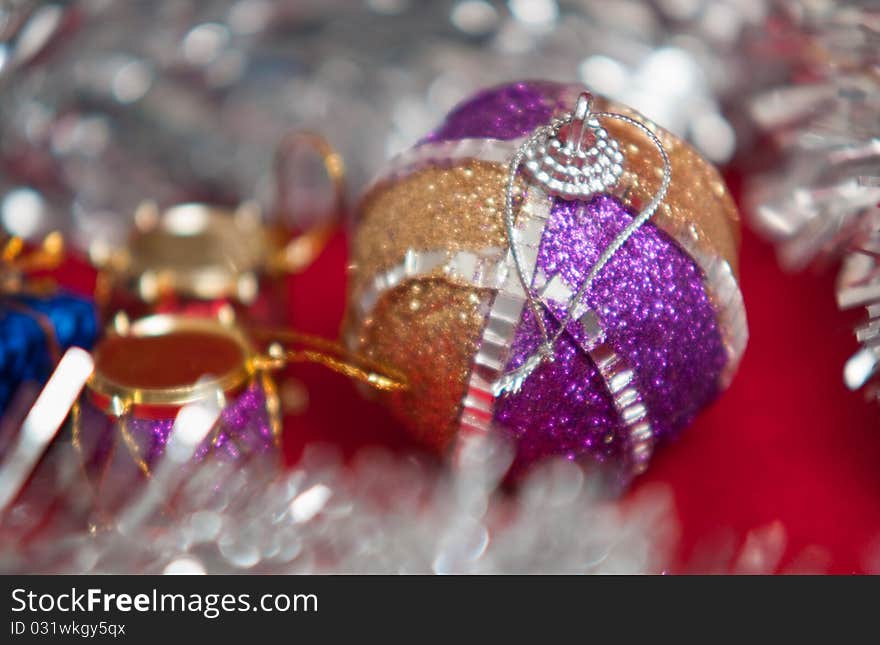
[117,415,151,479]
[71,400,83,458]
[280,348,404,392]
[260,371,283,445]
[71,400,119,522]
[251,327,408,392]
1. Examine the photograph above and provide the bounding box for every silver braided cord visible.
[547,112,671,348]
[503,115,572,346]
[495,98,672,396]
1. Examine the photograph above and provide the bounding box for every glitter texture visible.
[414,81,741,277]
[355,280,490,451]
[353,161,523,299]
[495,194,727,471]
[77,380,278,473]
[423,80,570,143]
[601,110,742,277]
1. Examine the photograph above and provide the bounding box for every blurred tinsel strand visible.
[0,403,677,574]
[0,0,777,252]
[744,1,880,399]
[0,395,835,574]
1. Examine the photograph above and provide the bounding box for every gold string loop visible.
[250,327,408,392]
[269,130,346,274]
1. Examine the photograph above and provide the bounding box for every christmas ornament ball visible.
[346,80,746,479]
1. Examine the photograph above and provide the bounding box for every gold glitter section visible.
[351,161,521,299]
[594,97,741,278]
[352,279,488,452]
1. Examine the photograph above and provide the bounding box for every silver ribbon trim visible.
[457,189,551,449]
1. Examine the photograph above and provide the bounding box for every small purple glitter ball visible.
[76,381,278,476]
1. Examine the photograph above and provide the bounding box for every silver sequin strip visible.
[365,137,522,192]
[679,241,748,387]
[355,247,507,318]
[590,343,655,475]
[456,189,551,454]
[534,271,655,475]
[366,136,748,386]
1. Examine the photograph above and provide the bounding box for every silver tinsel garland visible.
[0,0,773,250]
[0,359,834,574]
[745,1,880,399]
[1,409,677,573]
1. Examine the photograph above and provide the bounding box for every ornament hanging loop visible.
[566,92,592,155]
[496,93,672,397]
[269,130,346,274]
[522,92,625,201]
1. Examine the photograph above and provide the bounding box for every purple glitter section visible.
[422,80,571,144]
[493,194,727,472]
[78,381,277,472]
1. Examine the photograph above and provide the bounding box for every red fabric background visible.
[55,197,880,574]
